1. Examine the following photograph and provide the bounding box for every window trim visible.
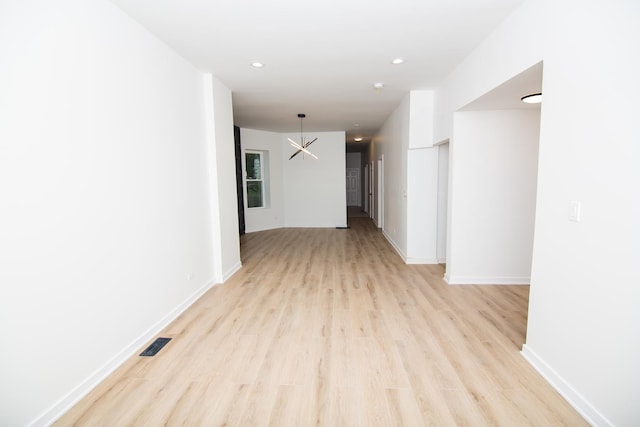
[245,150,265,209]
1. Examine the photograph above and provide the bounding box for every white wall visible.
[435,0,640,425]
[445,109,539,284]
[406,91,438,263]
[205,75,242,281]
[409,91,435,148]
[0,1,237,425]
[239,129,347,231]
[406,148,439,263]
[283,131,347,228]
[240,128,284,232]
[373,91,439,263]
[374,96,409,254]
[436,142,449,262]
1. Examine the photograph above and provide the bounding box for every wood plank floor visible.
[55,218,586,426]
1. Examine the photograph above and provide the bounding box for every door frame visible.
[376,156,384,229]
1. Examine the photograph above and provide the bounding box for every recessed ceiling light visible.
[391,58,405,65]
[251,61,265,68]
[373,82,384,89]
[354,123,360,127]
[354,137,363,142]
[521,93,542,104]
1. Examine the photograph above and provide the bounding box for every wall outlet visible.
[187,273,193,281]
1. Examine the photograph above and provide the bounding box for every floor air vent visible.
[140,337,171,357]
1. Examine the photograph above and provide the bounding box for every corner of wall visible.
[222,261,242,282]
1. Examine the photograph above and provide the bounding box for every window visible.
[245,151,265,208]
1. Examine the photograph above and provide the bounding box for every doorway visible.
[445,61,542,286]
[233,125,245,235]
[346,168,360,206]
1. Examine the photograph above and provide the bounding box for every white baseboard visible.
[223,261,242,282]
[444,275,530,285]
[406,257,440,265]
[245,225,283,233]
[382,230,406,261]
[285,224,348,228]
[31,278,219,427]
[521,344,612,427]
[381,231,439,265]
[437,257,446,264]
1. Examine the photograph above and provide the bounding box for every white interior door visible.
[370,160,375,218]
[363,165,369,213]
[346,168,359,206]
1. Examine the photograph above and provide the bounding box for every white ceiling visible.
[110,0,527,141]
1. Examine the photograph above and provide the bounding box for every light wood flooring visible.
[55,218,586,426]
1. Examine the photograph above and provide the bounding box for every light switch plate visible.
[568,201,581,222]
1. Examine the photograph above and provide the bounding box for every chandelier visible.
[288,113,318,160]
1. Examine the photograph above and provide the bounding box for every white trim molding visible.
[223,261,242,282]
[245,225,284,233]
[406,257,440,265]
[382,230,406,262]
[521,345,613,427]
[382,230,440,265]
[444,275,530,285]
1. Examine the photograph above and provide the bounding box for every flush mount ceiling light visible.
[354,137,363,142]
[251,61,265,68]
[391,58,405,65]
[373,82,384,90]
[288,113,318,160]
[521,93,542,104]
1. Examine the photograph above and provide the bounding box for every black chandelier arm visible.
[304,137,318,148]
[289,149,303,160]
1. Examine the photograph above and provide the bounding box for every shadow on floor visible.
[347,206,369,218]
